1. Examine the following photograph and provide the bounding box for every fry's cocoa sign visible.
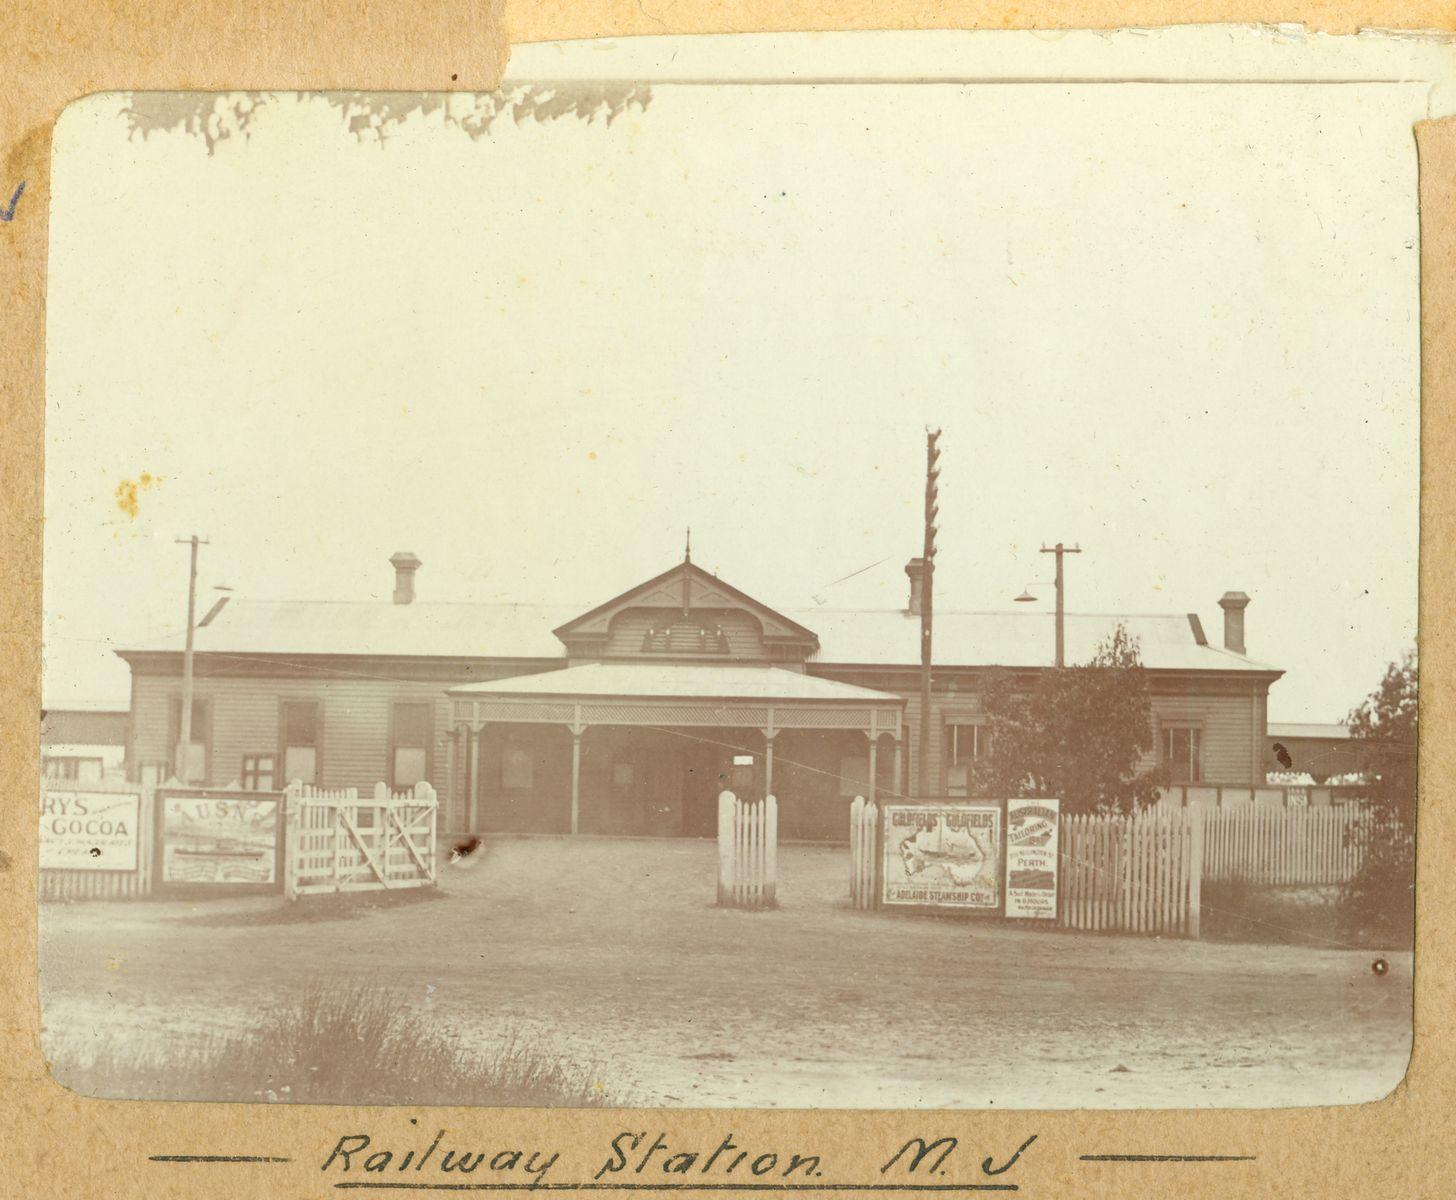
[40,789,140,871]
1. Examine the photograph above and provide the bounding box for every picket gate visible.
[849,795,878,909]
[283,781,438,899]
[717,791,777,909]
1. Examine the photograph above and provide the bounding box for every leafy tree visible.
[1343,649,1418,944]
[969,624,1161,814]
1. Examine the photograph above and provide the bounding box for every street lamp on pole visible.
[1013,543,1082,668]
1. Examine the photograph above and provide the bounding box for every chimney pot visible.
[905,557,928,616]
[390,552,422,605]
[1218,590,1250,655]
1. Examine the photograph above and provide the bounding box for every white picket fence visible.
[1059,809,1202,937]
[849,795,878,910]
[1201,805,1362,886]
[717,790,777,909]
[848,797,1376,935]
[284,781,438,899]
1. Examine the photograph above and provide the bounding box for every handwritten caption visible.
[318,1127,1038,1188]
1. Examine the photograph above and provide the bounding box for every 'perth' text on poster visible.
[1006,798,1060,919]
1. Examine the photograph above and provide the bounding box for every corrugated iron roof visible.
[140,598,580,660]
[449,663,902,702]
[794,608,1279,673]
[122,597,1280,674]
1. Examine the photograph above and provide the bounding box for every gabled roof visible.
[551,558,819,645]
[449,663,902,702]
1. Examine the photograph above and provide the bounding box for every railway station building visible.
[118,549,1282,841]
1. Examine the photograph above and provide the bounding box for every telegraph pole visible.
[919,430,942,796]
[1039,542,1081,668]
[175,535,209,781]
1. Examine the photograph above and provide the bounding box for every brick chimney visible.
[390,552,422,605]
[905,557,928,616]
[1218,591,1250,654]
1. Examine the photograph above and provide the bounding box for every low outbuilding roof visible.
[1267,722,1350,740]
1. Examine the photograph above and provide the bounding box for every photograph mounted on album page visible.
[35,24,1440,1120]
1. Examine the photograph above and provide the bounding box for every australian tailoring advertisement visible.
[1006,799,1060,919]
[882,803,1001,908]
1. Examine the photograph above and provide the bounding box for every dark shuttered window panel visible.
[390,701,433,790]
[280,700,321,786]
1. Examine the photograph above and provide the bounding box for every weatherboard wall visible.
[127,655,1272,829]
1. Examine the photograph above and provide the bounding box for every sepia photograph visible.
[37,29,1426,1111]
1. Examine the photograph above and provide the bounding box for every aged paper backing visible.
[3,3,1453,1197]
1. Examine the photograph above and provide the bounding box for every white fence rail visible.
[284,781,438,899]
[1158,783,1367,810]
[717,791,777,909]
[1201,805,1362,886]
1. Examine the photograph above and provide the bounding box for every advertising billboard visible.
[881,802,1002,909]
[160,791,281,886]
[39,789,140,871]
[1006,798,1061,919]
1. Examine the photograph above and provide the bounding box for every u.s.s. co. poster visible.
[1006,798,1061,919]
[160,792,281,885]
[881,802,1001,909]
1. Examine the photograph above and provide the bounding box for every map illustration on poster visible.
[882,802,1002,909]
[1006,798,1061,919]
[39,789,139,871]
[161,793,280,885]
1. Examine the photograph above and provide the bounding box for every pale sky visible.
[43,43,1430,721]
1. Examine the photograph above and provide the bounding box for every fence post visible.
[138,783,156,897]
[1188,806,1203,939]
[717,790,734,906]
[417,781,438,884]
[282,781,300,902]
[765,795,778,907]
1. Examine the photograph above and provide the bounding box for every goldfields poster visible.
[1006,798,1060,919]
[881,802,1002,909]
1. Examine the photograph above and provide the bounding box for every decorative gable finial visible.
[682,528,693,615]
[681,527,694,615]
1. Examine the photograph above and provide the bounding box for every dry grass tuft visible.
[48,983,618,1107]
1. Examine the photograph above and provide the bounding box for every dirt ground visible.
[37,836,1412,1108]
